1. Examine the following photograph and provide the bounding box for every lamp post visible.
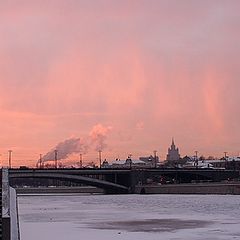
[98,150,102,169]
[153,150,157,168]
[79,153,83,168]
[54,150,58,169]
[195,151,198,168]
[224,152,228,169]
[39,154,42,168]
[8,150,12,169]
[128,154,132,169]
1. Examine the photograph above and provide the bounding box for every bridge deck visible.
[9,168,240,194]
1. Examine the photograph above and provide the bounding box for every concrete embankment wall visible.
[15,186,104,194]
[135,183,240,195]
[2,169,20,240]
[10,188,20,240]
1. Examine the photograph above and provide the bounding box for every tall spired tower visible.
[166,138,180,161]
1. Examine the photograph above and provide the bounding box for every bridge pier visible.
[128,170,146,193]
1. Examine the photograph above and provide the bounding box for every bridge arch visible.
[10,172,129,194]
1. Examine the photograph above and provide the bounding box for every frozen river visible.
[18,194,240,240]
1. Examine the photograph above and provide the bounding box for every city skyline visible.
[1,136,238,168]
[1,1,240,166]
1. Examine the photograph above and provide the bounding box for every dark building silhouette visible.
[166,138,180,161]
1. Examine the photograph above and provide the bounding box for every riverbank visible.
[14,182,240,195]
[135,182,240,195]
[15,186,104,194]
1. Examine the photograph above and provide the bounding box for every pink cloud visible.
[0,1,240,166]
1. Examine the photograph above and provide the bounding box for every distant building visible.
[166,138,180,161]
[108,157,147,168]
[101,159,110,168]
[207,157,240,170]
[139,155,160,166]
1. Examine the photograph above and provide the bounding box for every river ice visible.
[18,194,240,240]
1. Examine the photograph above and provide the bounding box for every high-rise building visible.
[166,138,180,161]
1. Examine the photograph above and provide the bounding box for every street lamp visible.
[79,154,83,168]
[195,151,198,168]
[8,150,12,168]
[54,150,58,169]
[153,150,157,168]
[98,150,102,169]
[224,152,228,169]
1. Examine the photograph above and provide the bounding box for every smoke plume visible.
[89,124,112,151]
[42,137,88,162]
[42,124,112,162]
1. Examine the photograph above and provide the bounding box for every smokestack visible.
[42,124,111,166]
[55,150,58,169]
[79,153,83,168]
[39,154,42,168]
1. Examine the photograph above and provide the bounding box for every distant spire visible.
[171,137,176,150]
[167,137,180,161]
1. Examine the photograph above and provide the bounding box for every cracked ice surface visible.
[18,194,240,240]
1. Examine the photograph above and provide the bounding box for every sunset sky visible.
[1,0,240,167]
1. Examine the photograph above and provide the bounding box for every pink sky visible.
[0,0,240,167]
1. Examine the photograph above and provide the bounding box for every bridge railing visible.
[1,168,20,240]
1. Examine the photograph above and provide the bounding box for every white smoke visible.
[41,124,112,163]
[89,124,112,151]
[42,137,88,162]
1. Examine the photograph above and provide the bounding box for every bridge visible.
[9,168,131,194]
[9,171,128,194]
[9,168,240,193]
